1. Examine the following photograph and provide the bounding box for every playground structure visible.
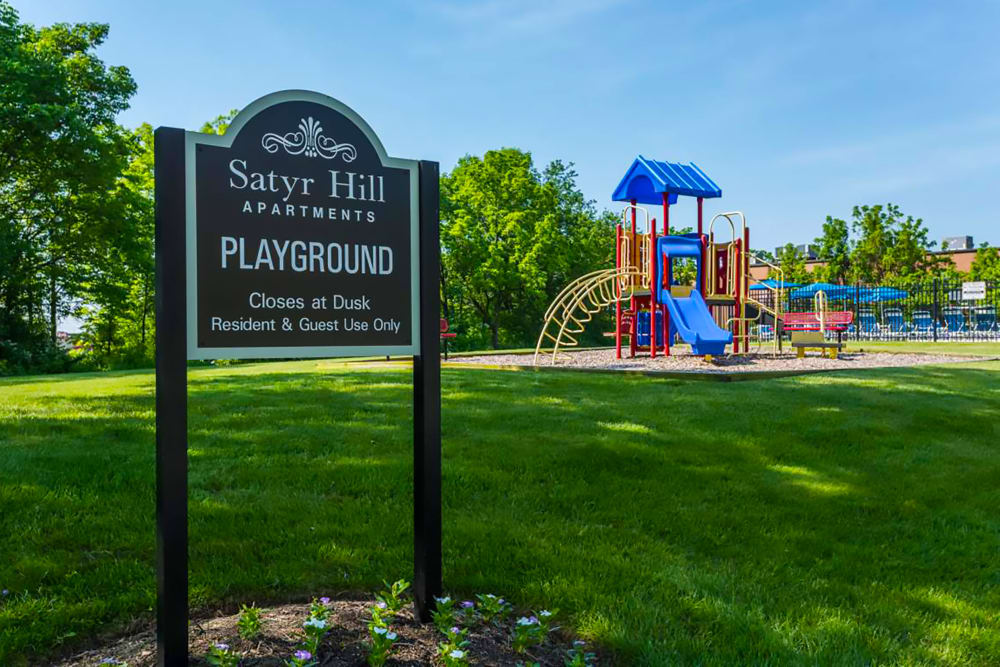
[534,157,786,364]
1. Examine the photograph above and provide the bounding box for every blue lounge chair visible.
[883,308,907,338]
[973,307,997,336]
[858,310,879,339]
[911,311,934,339]
[942,307,966,339]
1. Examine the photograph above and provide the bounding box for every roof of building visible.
[611,156,722,205]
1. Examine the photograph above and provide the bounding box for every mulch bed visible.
[51,597,592,666]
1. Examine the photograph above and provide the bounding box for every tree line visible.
[758,204,1000,285]
[0,5,614,373]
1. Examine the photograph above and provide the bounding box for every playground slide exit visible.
[657,288,732,356]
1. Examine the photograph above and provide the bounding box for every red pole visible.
[744,225,751,354]
[662,193,671,356]
[697,197,705,294]
[615,224,622,359]
[734,238,742,353]
[650,218,657,358]
[630,201,637,357]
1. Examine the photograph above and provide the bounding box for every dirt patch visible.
[451,348,991,375]
[52,597,590,666]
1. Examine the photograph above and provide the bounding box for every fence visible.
[776,279,1000,342]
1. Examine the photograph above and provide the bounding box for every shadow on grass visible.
[1,363,998,663]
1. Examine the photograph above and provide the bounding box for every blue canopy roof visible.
[860,287,909,303]
[611,156,722,205]
[790,283,851,299]
[790,283,909,303]
[749,279,801,290]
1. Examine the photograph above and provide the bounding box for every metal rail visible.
[533,267,640,365]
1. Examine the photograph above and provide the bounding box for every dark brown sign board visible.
[154,90,441,666]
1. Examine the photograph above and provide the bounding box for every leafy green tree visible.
[775,243,811,283]
[969,243,1000,282]
[751,248,776,265]
[201,109,239,135]
[846,204,944,283]
[76,124,155,363]
[0,2,135,373]
[440,148,612,349]
[812,216,851,284]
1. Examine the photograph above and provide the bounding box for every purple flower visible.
[294,649,312,660]
[574,640,586,647]
[529,616,539,624]
[215,642,230,651]
[461,600,475,608]
[450,626,461,634]
[1,589,8,596]
[376,600,387,609]
[320,596,331,605]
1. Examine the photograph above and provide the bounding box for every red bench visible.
[440,318,457,359]
[782,311,853,332]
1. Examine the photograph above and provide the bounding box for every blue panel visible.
[611,156,722,203]
[635,310,665,347]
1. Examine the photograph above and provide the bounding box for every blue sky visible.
[18,0,1000,253]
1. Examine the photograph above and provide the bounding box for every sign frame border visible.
[155,92,442,666]
[183,89,421,360]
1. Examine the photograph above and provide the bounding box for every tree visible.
[969,243,1000,282]
[812,216,850,284]
[0,2,136,372]
[201,109,239,135]
[775,243,811,283]
[751,248,776,265]
[76,124,155,363]
[440,148,612,349]
[846,204,944,283]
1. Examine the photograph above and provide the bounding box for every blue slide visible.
[655,235,733,356]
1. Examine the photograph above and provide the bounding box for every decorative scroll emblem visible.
[261,116,357,161]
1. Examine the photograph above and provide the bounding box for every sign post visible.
[154,90,441,665]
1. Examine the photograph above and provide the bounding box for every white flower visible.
[303,617,327,629]
[516,616,533,625]
[539,610,552,617]
[485,593,496,599]
[386,631,398,640]
[373,626,387,635]
[449,649,465,658]
[435,596,451,604]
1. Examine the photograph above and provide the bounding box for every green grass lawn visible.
[2,357,999,665]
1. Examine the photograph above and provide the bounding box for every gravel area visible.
[450,348,991,374]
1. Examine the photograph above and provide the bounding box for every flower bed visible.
[53,583,597,666]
